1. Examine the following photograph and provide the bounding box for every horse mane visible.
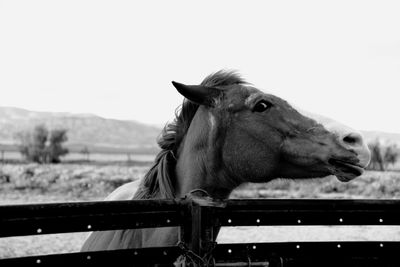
[133,70,246,199]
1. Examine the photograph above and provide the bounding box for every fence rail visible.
[218,199,400,226]
[1,197,400,266]
[0,247,181,267]
[0,199,183,237]
[214,241,400,267]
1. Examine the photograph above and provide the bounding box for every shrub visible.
[16,125,69,164]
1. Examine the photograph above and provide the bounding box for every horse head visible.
[172,74,370,187]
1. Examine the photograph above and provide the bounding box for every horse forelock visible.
[136,70,247,199]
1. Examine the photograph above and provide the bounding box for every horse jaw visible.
[294,107,371,181]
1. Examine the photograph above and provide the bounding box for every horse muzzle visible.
[329,136,371,182]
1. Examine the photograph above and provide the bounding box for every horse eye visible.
[253,100,272,112]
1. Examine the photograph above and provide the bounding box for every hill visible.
[0,107,162,154]
[1,106,399,154]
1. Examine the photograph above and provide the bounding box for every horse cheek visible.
[223,131,279,183]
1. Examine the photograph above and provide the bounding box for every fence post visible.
[181,192,226,267]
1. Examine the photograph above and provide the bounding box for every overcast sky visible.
[0,1,399,132]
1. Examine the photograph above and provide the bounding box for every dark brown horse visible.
[81,70,370,251]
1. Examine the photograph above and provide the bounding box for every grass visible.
[232,171,400,199]
[0,162,149,204]
[1,163,400,258]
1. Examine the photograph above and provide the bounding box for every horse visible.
[81,70,371,251]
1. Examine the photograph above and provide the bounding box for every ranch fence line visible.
[1,194,400,266]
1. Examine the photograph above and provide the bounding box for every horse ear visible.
[171,81,221,106]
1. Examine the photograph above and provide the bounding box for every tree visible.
[368,140,384,171]
[17,124,69,164]
[383,143,399,170]
[367,140,399,171]
[47,129,69,163]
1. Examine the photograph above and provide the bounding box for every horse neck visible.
[174,107,240,199]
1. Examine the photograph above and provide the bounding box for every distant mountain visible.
[0,107,162,153]
[0,106,399,154]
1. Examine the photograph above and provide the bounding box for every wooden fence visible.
[1,195,400,266]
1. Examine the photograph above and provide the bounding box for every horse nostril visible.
[342,132,362,147]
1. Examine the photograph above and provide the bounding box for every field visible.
[0,151,156,163]
[1,162,400,258]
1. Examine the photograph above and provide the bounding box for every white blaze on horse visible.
[81,70,371,251]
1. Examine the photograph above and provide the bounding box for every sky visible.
[0,0,399,132]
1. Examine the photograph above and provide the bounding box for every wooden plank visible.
[223,199,400,212]
[2,199,400,236]
[3,241,398,267]
[214,241,400,267]
[180,192,223,266]
[218,199,400,226]
[0,246,181,267]
[0,199,183,237]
